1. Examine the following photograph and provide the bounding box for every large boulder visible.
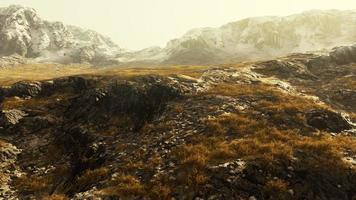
[329,45,356,65]
[306,109,352,133]
[310,44,356,67]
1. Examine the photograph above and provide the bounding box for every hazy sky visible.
[0,0,355,50]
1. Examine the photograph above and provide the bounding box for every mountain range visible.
[1,5,356,65]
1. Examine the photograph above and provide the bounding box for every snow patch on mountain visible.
[1,6,356,66]
[121,9,356,65]
[0,5,121,65]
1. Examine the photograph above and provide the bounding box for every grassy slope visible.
[1,63,355,200]
[0,64,209,86]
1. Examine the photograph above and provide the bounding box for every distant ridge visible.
[119,9,356,65]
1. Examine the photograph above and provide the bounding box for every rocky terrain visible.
[0,44,355,199]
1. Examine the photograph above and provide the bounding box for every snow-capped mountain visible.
[127,9,356,65]
[1,6,356,66]
[0,5,121,65]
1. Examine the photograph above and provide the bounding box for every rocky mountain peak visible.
[0,5,121,65]
[1,7,356,67]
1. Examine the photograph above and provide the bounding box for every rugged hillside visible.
[120,10,356,65]
[0,45,355,199]
[0,5,120,65]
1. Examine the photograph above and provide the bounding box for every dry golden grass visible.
[263,179,290,200]
[205,113,265,135]
[172,144,210,190]
[0,64,209,86]
[14,165,70,197]
[0,139,6,148]
[161,128,355,198]
[205,83,326,110]
[171,103,185,113]
[98,65,208,79]
[1,93,72,110]
[98,80,355,198]
[100,174,144,198]
[0,171,8,190]
[204,83,279,97]
[74,167,109,189]
[349,112,356,122]
[0,64,95,85]
[175,144,209,169]
[147,183,172,200]
[147,82,356,196]
[204,83,330,132]
[14,175,53,195]
[42,194,68,200]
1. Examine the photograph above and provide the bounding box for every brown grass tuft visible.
[42,194,68,200]
[100,174,144,198]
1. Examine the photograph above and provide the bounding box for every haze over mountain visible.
[0,5,121,65]
[122,9,356,65]
[1,5,356,65]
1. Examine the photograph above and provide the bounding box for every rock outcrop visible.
[306,109,352,132]
[310,44,356,66]
[7,81,42,97]
[0,109,27,128]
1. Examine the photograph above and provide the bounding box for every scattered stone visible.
[288,189,294,196]
[0,109,27,128]
[0,140,22,199]
[249,196,257,200]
